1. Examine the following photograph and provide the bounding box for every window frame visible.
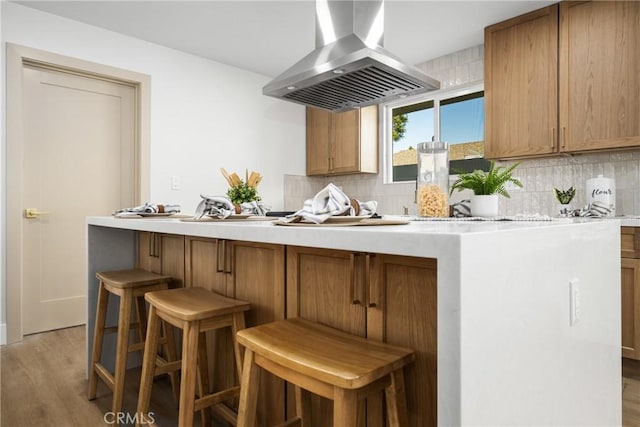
[382,82,485,184]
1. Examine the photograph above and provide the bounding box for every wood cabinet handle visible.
[561,127,566,149]
[148,232,154,257]
[551,127,556,150]
[216,239,225,273]
[366,254,377,308]
[349,253,361,305]
[149,232,160,258]
[224,241,232,274]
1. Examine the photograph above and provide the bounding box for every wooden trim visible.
[622,228,640,259]
[5,43,150,343]
[622,258,640,359]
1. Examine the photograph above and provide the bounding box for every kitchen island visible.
[86,216,621,426]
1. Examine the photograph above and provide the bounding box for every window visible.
[383,83,488,183]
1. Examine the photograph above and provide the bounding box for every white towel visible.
[578,201,614,218]
[239,200,270,216]
[287,183,377,224]
[193,195,235,219]
[114,202,180,217]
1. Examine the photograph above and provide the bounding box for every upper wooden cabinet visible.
[484,6,559,158]
[560,1,640,152]
[306,105,378,176]
[485,1,640,159]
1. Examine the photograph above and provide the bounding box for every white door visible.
[21,64,137,335]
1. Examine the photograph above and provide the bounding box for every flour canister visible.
[585,174,615,216]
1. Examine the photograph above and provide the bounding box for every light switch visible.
[569,278,580,326]
[171,176,181,190]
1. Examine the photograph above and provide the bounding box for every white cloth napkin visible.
[578,201,614,218]
[194,195,235,219]
[114,202,181,217]
[239,201,270,216]
[286,183,377,224]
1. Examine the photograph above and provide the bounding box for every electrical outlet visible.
[569,278,580,326]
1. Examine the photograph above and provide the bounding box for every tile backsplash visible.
[284,45,640,217]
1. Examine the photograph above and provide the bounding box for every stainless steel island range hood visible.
[263,0,440,112]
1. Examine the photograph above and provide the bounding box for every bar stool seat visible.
[88,268,178,418]
[137,287,250,427]
[236,317,415,427]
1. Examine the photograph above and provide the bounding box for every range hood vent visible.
[263,0,439,112]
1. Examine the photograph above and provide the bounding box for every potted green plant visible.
[227,182,261,205]
[450,161,522,217]
[221,168,262,213]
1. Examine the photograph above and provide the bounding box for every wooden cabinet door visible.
[227,241,286,426]
[484,6,559,158]
[332,106,378,174]
[306,107,331,175]
[137,232,184,288]
[286,246,367,426]
[560,1,640,152]
[622,258,640,360]
[332,108,360,173]
[137,231,160,273]
[184,236,226,294]
[368,254,438,427]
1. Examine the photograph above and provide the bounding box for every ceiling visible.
[15,0,556,78]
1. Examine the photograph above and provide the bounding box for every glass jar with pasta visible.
[417,141,449,217]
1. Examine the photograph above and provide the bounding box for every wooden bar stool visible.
[88,268,179,417]
[236,317,415,427]
[136,287,250,427]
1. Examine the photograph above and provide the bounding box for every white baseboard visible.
[0,323,6,345]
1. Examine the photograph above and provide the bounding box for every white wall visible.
[0,2,306,342]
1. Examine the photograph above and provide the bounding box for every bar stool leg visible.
[178,321,200,427]
[112,290,133,417]
[136,305,162,426]
[197,332,211,427]
[134,295,148,343]
[237,348,260,427]
[333,388,358,427]
[88,282,109,400]
[162,321,180,404]
[385,369,409,427]
[295,386,312,426]
[231,311,246,382]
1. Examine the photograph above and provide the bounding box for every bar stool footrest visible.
[194,386,241,412]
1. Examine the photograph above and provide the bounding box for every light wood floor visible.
[0,326,193,426]
[3,326,640,426]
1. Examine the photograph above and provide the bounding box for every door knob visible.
[24,208,50,219]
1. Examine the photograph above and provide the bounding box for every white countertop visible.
[86,215,613,259]
[86,214,621,425]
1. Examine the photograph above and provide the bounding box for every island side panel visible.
[458,221,620,426]
[86,224,138,375]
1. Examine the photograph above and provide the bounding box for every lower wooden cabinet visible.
[286,246,368,426]
[622,227,640,361]
[286,246,438,426]
[182,237,286,426]
[137,232,184,288]
[622,258,640,359]
[368,254,438,427]
[138,234,437,425]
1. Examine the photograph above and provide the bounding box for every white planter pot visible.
[471,194,499,218]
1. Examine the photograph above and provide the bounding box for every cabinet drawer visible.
[622,227,640,258]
